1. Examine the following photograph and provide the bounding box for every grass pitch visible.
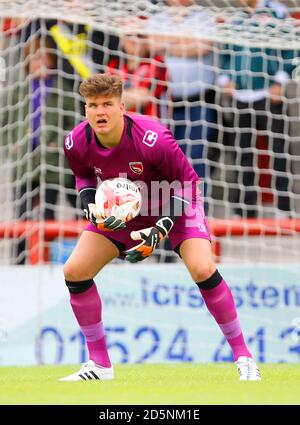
[0,363,299,405]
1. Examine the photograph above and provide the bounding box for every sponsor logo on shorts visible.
[129,162,144,174]
[142,130,158,147]
[197,224,207,232]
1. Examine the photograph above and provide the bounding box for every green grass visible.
[0,363,299,405]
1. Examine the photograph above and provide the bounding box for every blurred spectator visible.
[5,15,120,124]
[218,0,296,218]
[107,32,168,118]
[147,0,218,180]
[1,37,79,263]
[20,18,120,82]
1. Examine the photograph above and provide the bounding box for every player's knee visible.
[63,261,77,281]
[63,261,92,282]
[191,264,217,286]
[195,269,222,290]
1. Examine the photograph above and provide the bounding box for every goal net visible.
[0,0,300,265]
[1,0,300,368]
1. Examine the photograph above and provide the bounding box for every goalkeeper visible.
[60,73,261,382]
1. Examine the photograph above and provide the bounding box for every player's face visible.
[122,34,149,57]
[85,95,125,135]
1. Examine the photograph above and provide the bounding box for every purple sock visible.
[70,283,111,368]
[199,278,252,361]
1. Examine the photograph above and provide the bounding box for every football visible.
[95,177,142,223]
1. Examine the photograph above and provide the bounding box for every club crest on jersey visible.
[129,162,143,174]
[142,130,158,147]
[65,131,74,150]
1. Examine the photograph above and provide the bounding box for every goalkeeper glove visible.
[87,203,126,231]
[124,217,174,263]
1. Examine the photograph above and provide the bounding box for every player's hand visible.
[125,217,174,263]
[87,203,126,231]
[124,227,163,263]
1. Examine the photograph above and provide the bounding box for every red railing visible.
[0,218,300,264]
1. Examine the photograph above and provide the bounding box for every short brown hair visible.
[79,73,123,99]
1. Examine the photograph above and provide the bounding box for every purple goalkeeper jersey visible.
[64,113,199,217]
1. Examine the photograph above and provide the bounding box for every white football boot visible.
[59,360,114,382]
[236,356,261,381]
